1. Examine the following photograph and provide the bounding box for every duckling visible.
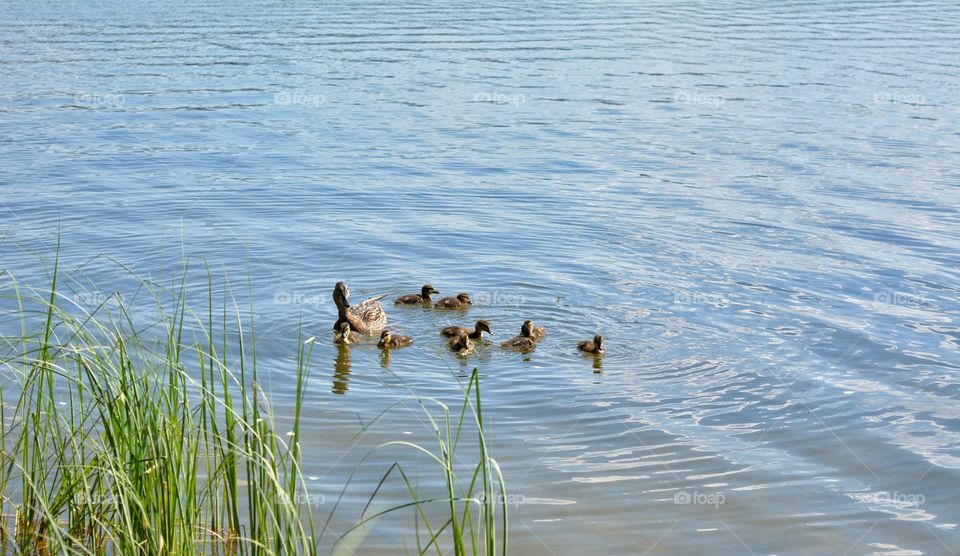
[501,335,537,350]
[524,319,546,339]
[378,329,413,349]
[577,335,604,354]
[440,319,491,340]
[434,292,472,309]
[448,331,474,354]
[333,281,388,334]
[395,284,439,305]
[501,320,538,350]
[334,322,361,344]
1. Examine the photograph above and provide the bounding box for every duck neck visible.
[334,295,350,317]
[469,328,483,340]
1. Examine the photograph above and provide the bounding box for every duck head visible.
[521,320,535,337]
[333,282,350,308]
[457,292,472,304]
[422,284,439,297]
[476,319,492,334]
[594,335,604,351]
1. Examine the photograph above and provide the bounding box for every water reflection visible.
[591,354,603,373]
[379,347,390,368]
[332,343,352,395]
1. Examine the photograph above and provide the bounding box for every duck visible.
[434,292,472,309]
[378,329,413,349]
[524,319,546,339]
[448,330,474,354]
[500,320,538,350]
[395,284,439,305]
[332,281,388,334]
[577,334,604,354]
[440,319,491,340]
[334,322,361,344]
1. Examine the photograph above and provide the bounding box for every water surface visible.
[2,0,960,553]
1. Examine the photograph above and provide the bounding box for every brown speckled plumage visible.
[333,281,388,334]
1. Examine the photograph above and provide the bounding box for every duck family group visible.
[331,282,604,355]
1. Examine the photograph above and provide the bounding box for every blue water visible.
[2,0,960,553]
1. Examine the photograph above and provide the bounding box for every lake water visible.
[2,0,960,553]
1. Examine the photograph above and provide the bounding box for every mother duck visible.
[332,281,388,334]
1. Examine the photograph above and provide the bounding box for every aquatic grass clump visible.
[0,255,507,554]
[327,369,508,556]
[0,260,316,554]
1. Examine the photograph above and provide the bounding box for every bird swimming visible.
[332,281,388,334]
[334,322,361,344]
[501,320,538,350]
[378,329,413,349]
[395,284,439,305]
[577,334,604,354]
[448,330,474,354]
[440,319,491,340]
[524,319,546,339]
[434,292,472,309]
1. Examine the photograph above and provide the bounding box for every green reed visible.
[325,368,507,556]
[0,254,506,554]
